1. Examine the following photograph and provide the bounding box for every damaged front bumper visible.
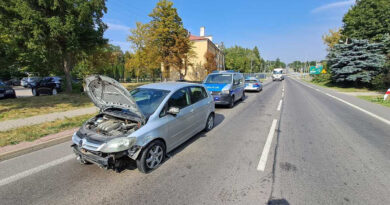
[71,132,142,169]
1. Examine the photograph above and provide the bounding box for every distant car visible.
[203,70,245,108]
[21,77,41,88]
[31,77,62,96]
[272,68,284,81]
[245,77,263,92]
[0,80,16,99]
[71,75,215,173]
[6,78,22,86]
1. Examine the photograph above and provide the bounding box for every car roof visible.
[139,82,203,91]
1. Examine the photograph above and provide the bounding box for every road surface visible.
[0,77,389,205]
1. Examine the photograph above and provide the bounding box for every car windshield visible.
[130,88,170,117]
[273,70,282,74]
[245,80,258,83]
[204,74,232,84]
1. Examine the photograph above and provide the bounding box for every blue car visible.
[245,77,263,92]
[203,70,245,108]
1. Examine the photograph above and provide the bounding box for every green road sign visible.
[310,65,323,75]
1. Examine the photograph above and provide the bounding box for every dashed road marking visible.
[257,119,278,171]
[277,100,283,111]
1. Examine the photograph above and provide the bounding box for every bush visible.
[371,72,390,90]
[312,74,332,83]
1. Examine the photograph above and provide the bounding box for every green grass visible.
[305,79,374,93]
[357,95,390,108]
[0,93,93,121]
[0,114,95,147]
[0,82,150,122]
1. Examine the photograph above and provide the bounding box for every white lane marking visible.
[277,100,283,111]
[257,119,278,171]
[292,78,390,125]
[0,154,74,187]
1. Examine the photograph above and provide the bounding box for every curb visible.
[0,134,72,162]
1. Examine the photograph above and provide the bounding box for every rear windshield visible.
[204,74,232,84]
[245,80,258,83]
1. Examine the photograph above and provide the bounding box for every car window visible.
[189,86,208,103]
[167,88,190,109]
[130,88,170,117]
[204,74,232,84]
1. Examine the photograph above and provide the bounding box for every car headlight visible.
[98,137,137,153]
[221,89,230,95]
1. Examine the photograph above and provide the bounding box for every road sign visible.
[310,65,324,75]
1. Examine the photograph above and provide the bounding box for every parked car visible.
[31,77,62,96]
[6,78,22,86]
[203,70,245,108]
[245,77,263,92]
[0,80,16,99]
[71,75,215,173]
[21,77,41,88]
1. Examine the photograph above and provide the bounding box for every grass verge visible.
[0,93,93,121]
[357,95,390,108]
[0,114,95,147]
[305,79,373,93]
[0,82,150,122]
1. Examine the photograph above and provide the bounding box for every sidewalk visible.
[0,106,98,132]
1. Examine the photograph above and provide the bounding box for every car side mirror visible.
[167,107,180,115]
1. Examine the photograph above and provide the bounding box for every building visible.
[162,27,225,81]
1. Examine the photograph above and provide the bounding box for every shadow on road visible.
[267,198,290,205]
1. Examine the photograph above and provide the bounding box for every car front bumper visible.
[212,94,232,105]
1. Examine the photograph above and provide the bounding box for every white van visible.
[272,68,284,81]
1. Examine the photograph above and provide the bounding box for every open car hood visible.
[84,75,145,122]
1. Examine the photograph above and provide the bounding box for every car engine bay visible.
[85,114,139,137]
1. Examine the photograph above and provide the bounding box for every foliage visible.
[148,0,192,80]
[312,73,332,84]
[204,51,217,74]
[323,28,343,49]
[0,0,107,92]
[342,0,390,42]
[328,39,386,85]
[73,44,125,81]
[224,46,264,73]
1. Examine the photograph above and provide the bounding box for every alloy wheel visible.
[146,145,163,169]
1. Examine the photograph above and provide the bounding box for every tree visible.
[0,0,107,92]
[328,39,386,85]
[342,0,390,42]
[148,0,192,80]
[323,28,343,49]
[204,51,217,74]
[224,46,264,73]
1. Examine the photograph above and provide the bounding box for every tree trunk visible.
[63,54,73,93]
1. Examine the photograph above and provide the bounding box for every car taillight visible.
[255,83,259,86]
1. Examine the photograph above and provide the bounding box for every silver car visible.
[71,75,215,173]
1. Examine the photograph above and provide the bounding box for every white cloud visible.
[106,23,131,32]
[311,0,355,13]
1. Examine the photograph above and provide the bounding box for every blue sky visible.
[103,0,355,63]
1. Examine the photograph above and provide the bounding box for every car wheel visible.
[204,113,214,132]
[52,88,58,95]
[137,140,165,173]
[229,96,235,108]
[32,88,39,96]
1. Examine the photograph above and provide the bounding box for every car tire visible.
[32,88,39,96]
[204,113,214,132]
[229,96,235,108]
[51,88,58,95]
[137,140,166,173]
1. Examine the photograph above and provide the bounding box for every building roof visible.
[189,34,207,41]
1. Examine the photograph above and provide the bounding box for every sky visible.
[103,0,355,64]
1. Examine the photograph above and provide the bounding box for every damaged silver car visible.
[72,75,215,173]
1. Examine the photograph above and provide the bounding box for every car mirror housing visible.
[167,107,180,115]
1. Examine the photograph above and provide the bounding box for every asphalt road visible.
[0,77,389,205]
